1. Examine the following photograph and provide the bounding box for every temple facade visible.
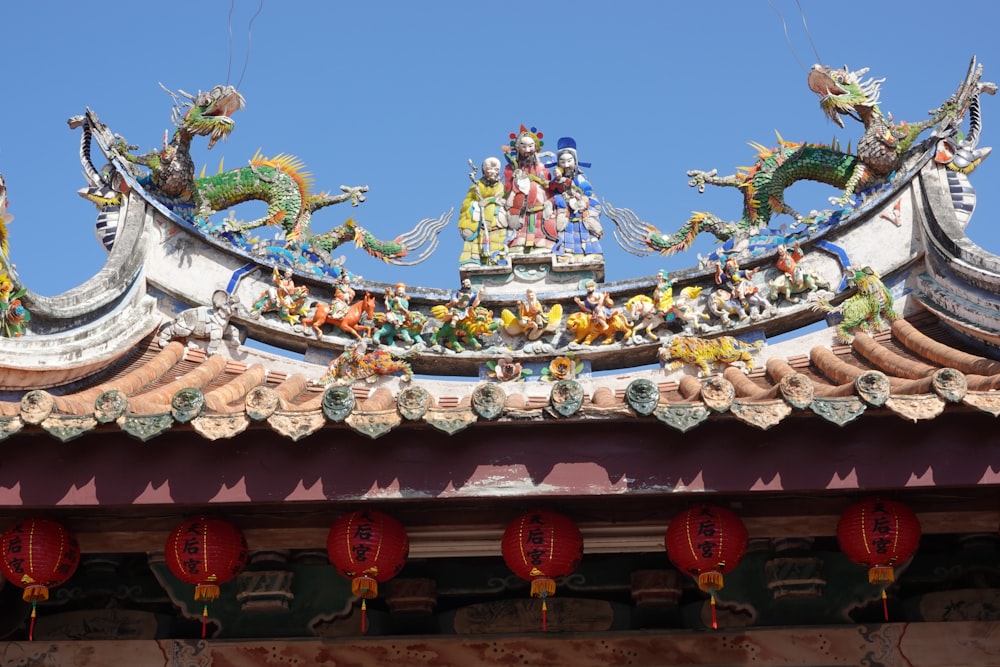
[1,61,999,667]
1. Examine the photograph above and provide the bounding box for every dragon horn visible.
[158,82,193,103]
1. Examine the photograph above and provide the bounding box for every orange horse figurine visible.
[304,292,376,340]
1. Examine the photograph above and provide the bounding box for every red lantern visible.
[164,517,248,638]
[0,518,80,640]
[501,510,583,631]
[665,503,748,629]
[326,509,409,633]
[837,497,921,620]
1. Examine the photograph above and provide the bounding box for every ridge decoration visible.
[89,85,449,268]
[607,60,992,258]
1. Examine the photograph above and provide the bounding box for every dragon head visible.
[164,84,246,148]
[807,64,884,128]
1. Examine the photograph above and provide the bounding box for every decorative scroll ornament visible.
[549,379,584,417]
[836,497,921,621]
[0,518,80,640]
[471,383,507,420]
[700,376,735,412]
[665,504,749,630]
[730,399,792,429]
[811,396,866,425]
[0,415,23,441]
[164,517,249,638]
[778,372,815,409]
[322,386,355,422]
[654,403,710,432]
[855,371,890,407]
[345,411,401,439]
[397,386,431,421]
[171,387,205,423]
[20,390,54,425]
[501,510,583,631]
[40,415,97,442]
[931,367,967,403]
[326,509,410,634]
[94,389,128,423]
[120,413,175,442]
[626,379,659,416]
[245,386,280,421]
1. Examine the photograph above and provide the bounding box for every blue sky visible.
[5,1,1000,297]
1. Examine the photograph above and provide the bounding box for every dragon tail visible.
[646,212,726,256]
[354,225,408,262]
[606,202,734,256]
[355,210,452,266]
[303,218,358,254]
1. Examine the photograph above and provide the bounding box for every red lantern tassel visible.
[201,604,208,638]
[353,577,379,635]
[697,572,724,630]
[531,578,556,632]
[868,566,894,622]
[22,585,48,641]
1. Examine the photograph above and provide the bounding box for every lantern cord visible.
[361,599,368,635]
[202,604,208,639]
[881,589,888,622]
[28,601,37,641]
[710,591,718,630]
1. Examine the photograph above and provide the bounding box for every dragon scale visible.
[195,157,309,235]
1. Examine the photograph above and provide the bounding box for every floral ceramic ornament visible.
[487,357,531,382]
[542,354,583,381]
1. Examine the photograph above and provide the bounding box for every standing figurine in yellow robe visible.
[458,157,508,266]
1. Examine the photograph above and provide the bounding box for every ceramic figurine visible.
[503,127,555,254]
[548,137,603,262]
[458,157,509,266]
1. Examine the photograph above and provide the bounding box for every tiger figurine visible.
[319,341,413,385]
[659,334,764,377]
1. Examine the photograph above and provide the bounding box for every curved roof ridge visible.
[852,330,938,379]
[127,352,229,413]
[49,342,188,415]
[273,374,313,409]
[810,345,868,385]
[723,366,781,400]
[892,318,1000,376]
[204,364,269,413]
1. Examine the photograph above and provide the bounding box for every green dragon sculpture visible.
[608,59,990,256]
[112,85,445,264]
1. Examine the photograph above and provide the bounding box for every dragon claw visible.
[339,185,369,207]
[686,168,717,194]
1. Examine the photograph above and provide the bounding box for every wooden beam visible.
[7,620,1000,666]
[75,510,1000,556]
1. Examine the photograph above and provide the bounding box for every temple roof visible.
[3,304,997,445]
[2,58,1000,659]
